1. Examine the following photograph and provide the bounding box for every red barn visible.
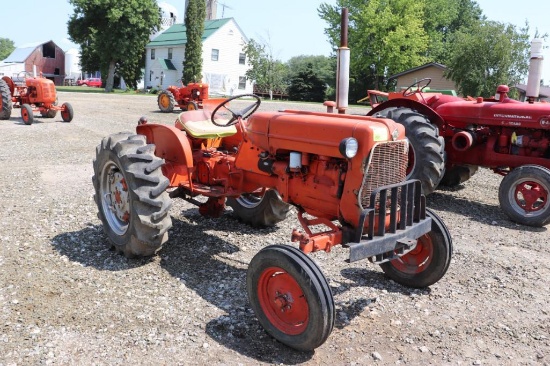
[0,41,66,86]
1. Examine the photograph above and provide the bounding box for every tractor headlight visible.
[339,137,358,158]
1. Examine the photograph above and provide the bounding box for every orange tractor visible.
[157,82,208,112]
[0,72,74,125]
[92,94,453,351]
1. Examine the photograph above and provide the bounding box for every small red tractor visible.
[0,72,74,125]
[157,81,208,112]
[367,77,550,227]
[92,94,452,350]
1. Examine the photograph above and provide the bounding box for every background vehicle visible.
[0,72,74,125]
[77,78,102,87]
[157,82,208,112]
[366,40,550,227]
[92,94,453,351]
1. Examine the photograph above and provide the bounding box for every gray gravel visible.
[0,92,549,365]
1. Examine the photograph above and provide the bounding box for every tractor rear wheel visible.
[226,189,290,227]
[41,98,58,118]
[21,104,33,125]
[498,165,550,227]
[0,78,12,120]
[185,101,198,111]
[439,164,478,187]
[41,109,58,118]
[379,208,453,288]
[158,90,175,113]
[61,102,74,122]
[247,244,335,351]
[92,133,173,258]
[380,107,446,195]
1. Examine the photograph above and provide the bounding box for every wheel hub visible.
[514,181,548,212]
[109,171,130,222]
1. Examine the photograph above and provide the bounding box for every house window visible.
[211,49,219,61]
[149,70,153,82]
[168,48,173,60]
[238,76,246,90]
[151,49,155,60]
[239,53,245,65]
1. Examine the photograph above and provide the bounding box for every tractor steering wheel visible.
[403,78,432,97]
[211,94,261,127]
[17,71,32,83]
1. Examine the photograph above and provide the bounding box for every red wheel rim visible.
[257,266,309,335]
[22,109,30,122]
[159,94,170,108]
[391,234,433,274]
[514,180,548,212]
[61,109,69,120]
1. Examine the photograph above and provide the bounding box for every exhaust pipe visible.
[452,130,475,151]
[526,38,544,103]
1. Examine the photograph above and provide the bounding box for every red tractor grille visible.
[359,140,409,209]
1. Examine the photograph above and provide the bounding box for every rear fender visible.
[137,123,193,187]
[368,99,444,126]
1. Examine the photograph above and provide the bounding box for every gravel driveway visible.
[0,92,548,365]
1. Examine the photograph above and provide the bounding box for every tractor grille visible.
[359,140,409,209]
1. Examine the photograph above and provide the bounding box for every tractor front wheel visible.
[382,107,446,195]
[158,90,175,113]
[21,104,33,125]
[247,245,335,351]
[498,165,550,227]
[226,189,290,227]
[0,78,12,120]
[379,208,453,288]
[92,133,173,258]
[61,103,74,122]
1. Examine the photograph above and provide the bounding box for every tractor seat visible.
[175,109,236,139]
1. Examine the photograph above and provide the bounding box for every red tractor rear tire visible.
[227,189,290,227]
[498,165,550,227]
[382,107,446,195]
[92,133,173,257]
[0,78,12,120]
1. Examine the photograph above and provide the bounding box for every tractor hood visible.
[434,98,550,130]
[244,110,405,157]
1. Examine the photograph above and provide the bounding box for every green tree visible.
[288,63,327,102]
[244,38,288,99]
[0,37,15,60]
[319,0,430,101]
[286,55,336,87]
[445,20,531,97]
[182,0,206,84]
[423,0,483,62]
[68,0,161,91]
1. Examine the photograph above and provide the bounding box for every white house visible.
[145,17,252,96]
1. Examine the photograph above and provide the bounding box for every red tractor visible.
[367,78,550,227]
[157,81,208,112]
[0,72,74,125]
[92,94,453,351]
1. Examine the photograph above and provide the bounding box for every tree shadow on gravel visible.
[427,191,547,233]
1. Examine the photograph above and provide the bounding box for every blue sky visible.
[2,0,550,83]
